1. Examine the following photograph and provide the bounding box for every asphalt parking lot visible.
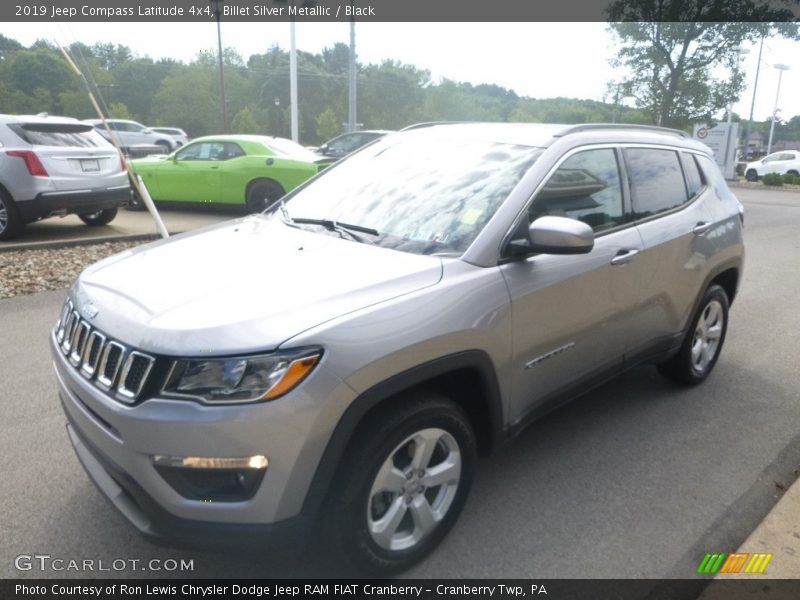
[1,187,799,581]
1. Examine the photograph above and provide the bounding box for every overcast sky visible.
[2,22,798,122]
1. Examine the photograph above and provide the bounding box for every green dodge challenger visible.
[129,134,321,212]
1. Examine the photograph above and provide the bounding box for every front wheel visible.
[78,208,118,226]
[745,169,759,182]
[658,284,729,385]
[328,393,477,574]
[246,180,284,213]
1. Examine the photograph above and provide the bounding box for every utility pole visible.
[348,10,357,133]
[209,0,229,134]
[767,64,790,155]
[289,14,299,142]
[742,36,764,158]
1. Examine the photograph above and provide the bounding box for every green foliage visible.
[781,173,800,186]
[232,106,259,134]
[316,107,340,140]
[0,30,797,147]
[107,102,132,119]
[607,8,799,129]
[762,173,784,186]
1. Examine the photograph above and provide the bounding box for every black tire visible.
[327,392,477,575]
[658,284,729,385]
[155,140,172,153]
[0,190,25,241]
[246,179,284,213]
[745,169,759,182]
[126,187,146,211]
[78,208,118,226]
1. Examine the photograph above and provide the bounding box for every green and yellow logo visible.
[697,552,773,574]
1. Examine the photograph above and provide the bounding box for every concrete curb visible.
[727,180,800,194]
[0,232,170,253]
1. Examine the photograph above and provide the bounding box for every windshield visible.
[280,131,541,255]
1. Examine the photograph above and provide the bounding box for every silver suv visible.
[84,119,177,152]
[0,114,130,240]
[51,123,744,574]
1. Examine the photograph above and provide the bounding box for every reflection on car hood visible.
[74,215,443,356]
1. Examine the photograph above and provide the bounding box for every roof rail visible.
[556,123,689,138]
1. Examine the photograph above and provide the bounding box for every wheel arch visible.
[300,350,505,519]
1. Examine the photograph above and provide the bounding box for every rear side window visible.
[529,148,625,233]
[681,153,704,198]
[6,123,109,148]
[627,148,687,219]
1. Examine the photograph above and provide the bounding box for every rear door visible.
[623,146,714,357]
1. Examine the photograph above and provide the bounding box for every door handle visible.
[693,221,712,236]
[610,248,639,266]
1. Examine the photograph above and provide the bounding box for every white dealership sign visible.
[693,123,739,180]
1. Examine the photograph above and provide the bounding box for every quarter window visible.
[681,153,704,198]
[627,148,687,219]
[529,148,624,233]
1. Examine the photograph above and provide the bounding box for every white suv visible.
[0,114,129,240]
[744,150,800,181]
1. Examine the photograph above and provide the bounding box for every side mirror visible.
[509,216,594,257]
[318,144,328,153]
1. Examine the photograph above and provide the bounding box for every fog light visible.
[153,454,267,501]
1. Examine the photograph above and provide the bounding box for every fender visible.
[300,350,506,518]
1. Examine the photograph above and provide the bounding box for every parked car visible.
[0,114,129,240]
[315,130,393,161]
[149,127,189,148]
[744,150,800,181]
[127,134,319,212]
[84,119,177,153]
[51,123,743,574]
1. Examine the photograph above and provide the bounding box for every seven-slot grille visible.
[55,298,155,403]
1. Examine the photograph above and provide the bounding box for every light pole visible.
[766,64,790,155]
[209,0,229,134]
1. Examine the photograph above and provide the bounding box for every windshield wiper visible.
[291,217,379,244]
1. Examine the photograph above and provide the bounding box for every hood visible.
[75,216,443,356]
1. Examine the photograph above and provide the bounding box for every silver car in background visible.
[150,127,189,148]
[51,123,744,574]
[84,118,178,152]
[0,114,129,240]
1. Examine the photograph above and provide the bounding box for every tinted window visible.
[7,123,108,148]
[529,148,624,233]
[627,148,687,218]
[681,153,704,198]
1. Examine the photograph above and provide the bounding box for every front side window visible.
[529,148,624,233]
[281,131,541,255]
[627,148,688,219]
[176,142,225,161]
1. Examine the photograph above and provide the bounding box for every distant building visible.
[744,131,765,156]
[772,140,800,152]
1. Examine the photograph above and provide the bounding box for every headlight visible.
[162,348,321,403]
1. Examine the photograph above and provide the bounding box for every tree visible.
[607,1,799,129]
[315,108,340,140]
[232,106,259,133]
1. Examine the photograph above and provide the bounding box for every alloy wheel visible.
[691,299,724,373]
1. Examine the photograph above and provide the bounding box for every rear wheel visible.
[155,140,172,153]
[658,284,729,385]
[79,208,118,226]
[126,187,145,211]
[745,169,759,182]
[246,179,284,213]
[0,190,25,240]
[327,393,477,574]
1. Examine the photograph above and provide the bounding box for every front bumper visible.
[51,329,354,548]
[18,185,130,221]
[64,417,310,551]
